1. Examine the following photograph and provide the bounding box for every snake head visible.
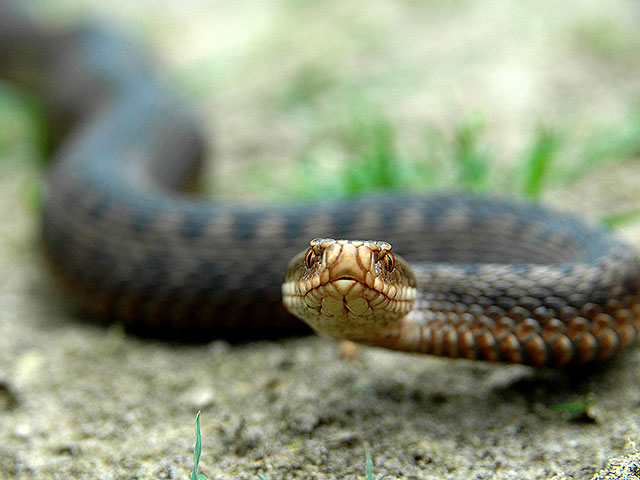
[282,238,416,343]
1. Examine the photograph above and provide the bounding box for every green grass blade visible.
[601,209,640,229]
[549,391,595,422]
[520,126,558,198]
[191,411,208,480]
[365,452,373,480]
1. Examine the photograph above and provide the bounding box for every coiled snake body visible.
[2,3,640,366]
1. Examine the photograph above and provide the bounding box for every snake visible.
[2,3,640,367]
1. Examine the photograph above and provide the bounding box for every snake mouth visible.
[303,276,394,320]
[336,275,357,282]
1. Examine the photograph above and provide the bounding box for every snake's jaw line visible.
[282,238,417,344]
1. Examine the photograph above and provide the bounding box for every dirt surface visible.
[2,1,640,479]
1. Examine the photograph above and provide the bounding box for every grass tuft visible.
[450,113,492,190]
[344,119,402,194]
[0,84,46,168]
[566,107,640,180]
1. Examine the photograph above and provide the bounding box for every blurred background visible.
[2,3,640,478]
[2,0,640,221]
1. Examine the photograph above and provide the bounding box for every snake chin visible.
[282,238,416,342]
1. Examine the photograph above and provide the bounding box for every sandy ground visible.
[3,1,640,479]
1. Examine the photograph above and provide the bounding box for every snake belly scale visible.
[2,2,640,365]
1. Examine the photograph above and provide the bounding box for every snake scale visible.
[2,2,640,367]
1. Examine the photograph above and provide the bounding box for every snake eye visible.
[304,248,316,269]
[382,252,395,271]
